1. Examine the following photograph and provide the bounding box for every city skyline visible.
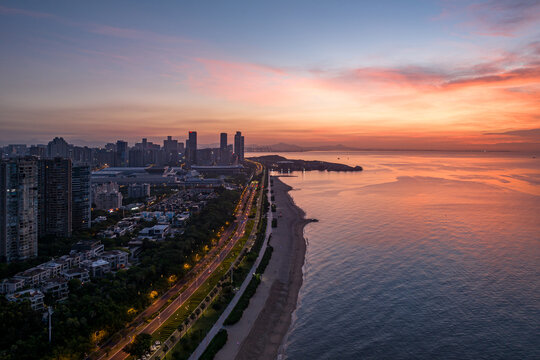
[1,1,539,151]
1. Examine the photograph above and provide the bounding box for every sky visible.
[1,0,539,150]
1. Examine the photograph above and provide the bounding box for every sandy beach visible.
[215,176,310,360]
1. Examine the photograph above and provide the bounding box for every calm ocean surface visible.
[251,151,540,360]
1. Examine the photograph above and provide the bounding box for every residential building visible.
[0,157,38,262]
[128,183,150,198]
[234,131,245,162]
[38,158,72,238]
[14,267,51,287]
[71,240,104,259]
[219,132,230,165]
[92,182,123,210]
[29,145,47,158]
[138,224,170,240]
[100,250,128,270]
[41,277,69,301]
[0,278,25,294]
[163,136,179,165]
[47,137,70,158]
[7,289,45,311]
[186,131,197,167]
[116,140,128,166]
[62,268,90,283]
[72,164,91,231]
[84,259,111,277]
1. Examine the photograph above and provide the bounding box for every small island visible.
[248,155,363,172]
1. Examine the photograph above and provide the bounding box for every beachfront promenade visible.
[188,172,273,359]
[212,176,310,360]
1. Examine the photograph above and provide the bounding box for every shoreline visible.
[234,176,310,360]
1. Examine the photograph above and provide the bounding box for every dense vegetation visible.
[223,245,273,326]
[125,333,152,357]
[199,329,228,360]
[0,188,240,360]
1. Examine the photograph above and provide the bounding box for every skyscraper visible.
[38,158,72,238]
[163,136,179,165]
[220,132,229,165]
[234,131,245,162]
[116,140,128,167]
[220,133,227,150]
[0,157,38,262]
[72,165,91,231]
[187,131,197,167]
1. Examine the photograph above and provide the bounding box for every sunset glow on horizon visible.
[1,0,539,150]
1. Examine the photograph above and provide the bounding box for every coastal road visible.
[103,181,258,360]
[188,171,272,360]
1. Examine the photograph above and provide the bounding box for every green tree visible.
[124,333,152,357]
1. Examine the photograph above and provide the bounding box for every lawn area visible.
[164,289,233,360]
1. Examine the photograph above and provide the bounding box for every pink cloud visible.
[184,58,310,105]
[318,40,540,95]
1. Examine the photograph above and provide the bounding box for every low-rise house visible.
[138,224,170,241]
[67,253,82,268]
[14,267,51,287]
[82,259,111,277]
[62,268,90,283]
[38,261,63,278]
[101,250,129,270]
[128,246,143,262]
[55,257,72,272]
[173,213,190,228]
[41,277,69,301]
[99,229,117,238]
[0,278,25,294]
[7,289,45,311]
[71,240,104,259]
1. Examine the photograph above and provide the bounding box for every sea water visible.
[250,151,540,360]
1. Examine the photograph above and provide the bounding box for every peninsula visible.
[249,155,363,172]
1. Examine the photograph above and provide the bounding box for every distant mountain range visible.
[246,142,361,152]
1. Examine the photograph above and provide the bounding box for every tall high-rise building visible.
[128,148,144,167]
[47,137,70,158]
[163,136,179,165]
[72,165,91,231]
[72,146,93,164]
[234,131,245,162]
[116,140,128,167]
[0,157,38,262]
[92,182,123,210]
[29,145,47,158]
[38,158,72,238]
[220,133,227,150]
[187,131,197,167]
[219,132,229,164]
